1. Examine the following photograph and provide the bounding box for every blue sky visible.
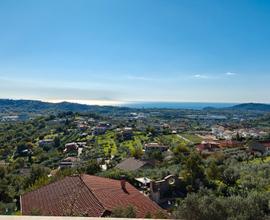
[0,0,270,104]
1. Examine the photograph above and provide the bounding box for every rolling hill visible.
[228,103,270,111]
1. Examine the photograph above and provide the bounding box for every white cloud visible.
[225,72,236,76]
[193,74,209,79]
[192,72,237,80]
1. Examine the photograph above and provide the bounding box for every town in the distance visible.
[0,99,270,219]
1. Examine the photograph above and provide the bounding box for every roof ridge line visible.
[79,174,109,215]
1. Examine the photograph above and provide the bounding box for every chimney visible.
[120,175,126,191]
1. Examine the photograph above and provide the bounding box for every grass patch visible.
[97,131,117,156]
[248,156,270,164]
[179,133,203,144]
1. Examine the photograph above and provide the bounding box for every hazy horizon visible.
[1,0,270,103]
[2,97,270,107]
[0,97,244,109]
[1,96,269,106]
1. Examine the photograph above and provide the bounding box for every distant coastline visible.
[2,98,270,111]
[31,99,239,109]
[120,102,238,110]
[44,99,238,109]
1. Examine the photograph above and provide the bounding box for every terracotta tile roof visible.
[21,176,105,216]
[21,175,164,218]
[218,140,242,148]
[81,175,163,218]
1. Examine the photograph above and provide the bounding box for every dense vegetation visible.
[0,100,270,218]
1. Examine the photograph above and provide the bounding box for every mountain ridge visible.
[226,103,270,111]
[0,99,128,116]
[1,99,270,113]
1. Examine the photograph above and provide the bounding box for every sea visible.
[119,102,237,110]
[46,99,238,110]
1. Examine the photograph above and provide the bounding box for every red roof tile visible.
[21,175,164,218]
[81,175,163,218]
[21,176,105,216]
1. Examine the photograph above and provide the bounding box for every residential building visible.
[63,143,78,153]
[59,157,78,169]
[116,157,153,172]
[150,175,183,208]
[144,143,169,154]
[21,175,165,218]
[196,141,220,153]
